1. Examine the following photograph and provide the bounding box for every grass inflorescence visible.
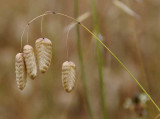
[19,10,160,115]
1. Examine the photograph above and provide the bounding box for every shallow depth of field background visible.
[0,0,160,119]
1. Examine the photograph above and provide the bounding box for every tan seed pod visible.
[62,61,76,93]
[15,53,27,90]
[35,38,52,73]
[23,45,37,80]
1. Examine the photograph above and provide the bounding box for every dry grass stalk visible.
[113,0,140,19]
[23,45,37,80]
[35,38,52,73]
[15,53,27,90]
[62,61,76,93]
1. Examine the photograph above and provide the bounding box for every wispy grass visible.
[91,0,107,119]
[74,0,94,119]
[113,0,140,20]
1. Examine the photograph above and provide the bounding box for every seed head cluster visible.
[15,38,53,90]
[15,37,76,93]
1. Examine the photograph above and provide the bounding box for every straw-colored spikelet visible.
[15,53,27,90]
[23,45,37,79]
[35,38,52,73]
[62,61,76,93]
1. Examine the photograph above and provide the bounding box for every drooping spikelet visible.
[15,53,27,90]
[23,45,37,79]
[62,61,76,93]
[35,38,52,73]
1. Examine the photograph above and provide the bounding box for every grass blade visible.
[74,0,94,119]
[91,0,108,119]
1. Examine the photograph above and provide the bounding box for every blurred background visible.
[0,0,160,119]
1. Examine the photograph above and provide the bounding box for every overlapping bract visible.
[15,53,27,90]
[23,45,37,80]
[35,38,52,73]
[62,61,76,93]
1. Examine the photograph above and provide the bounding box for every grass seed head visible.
[35,38,52,73]
[62,61,76,93]
[23,45,37,80]
[15,53,27,90]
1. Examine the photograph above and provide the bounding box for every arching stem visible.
[80,23,160,112]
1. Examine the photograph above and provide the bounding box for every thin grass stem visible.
[91,0,107,118]
[74,0,94,119]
